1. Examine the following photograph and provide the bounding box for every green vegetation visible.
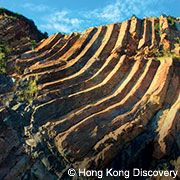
[167,16,177,30]
[174,37,180,44]
[31,40,37,50]
[154,22,160,31]
[152,45,179,61]
[0,43,11,74]
[15,64,23,74]
[155,49,179,61]
[154,21,160,36]
[167,16,175,26]
[131,14,137,18]
[0,8,6,14]
[17,78,38,104]
[43,32,48,38]
[159,163,169,171]
[0,51,6,73]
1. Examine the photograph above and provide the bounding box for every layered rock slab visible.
[0,14,180,179]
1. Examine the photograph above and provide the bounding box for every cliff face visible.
[0,8,47,52]
[0,11,180,179]
[0,8,48,76]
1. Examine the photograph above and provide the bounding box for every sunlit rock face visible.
[0,10,180,179]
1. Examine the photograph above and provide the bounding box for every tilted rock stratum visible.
[0,9,180,179]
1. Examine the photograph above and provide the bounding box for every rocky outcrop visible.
[0,8,47,76]
[0,74,13,94]
[0,13,180,179]
[0,8,46,52]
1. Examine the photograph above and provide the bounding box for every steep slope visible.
[0,9,49,179]
[0,8,47,76]
[0,13,180,179]
[0,8,46,51]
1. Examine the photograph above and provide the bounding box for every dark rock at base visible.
[0,74,14,94]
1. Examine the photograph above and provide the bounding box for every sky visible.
[0,0,179,35]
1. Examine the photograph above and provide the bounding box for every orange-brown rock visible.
[0,12,180,179]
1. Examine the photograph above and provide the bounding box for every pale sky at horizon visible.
[0,0,179,35]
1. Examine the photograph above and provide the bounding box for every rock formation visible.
[0,9,180,179]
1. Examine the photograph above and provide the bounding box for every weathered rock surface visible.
[0,8,47,76]
[0,74,13,94]
[0,8,46,52]
[0,12,180,179]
